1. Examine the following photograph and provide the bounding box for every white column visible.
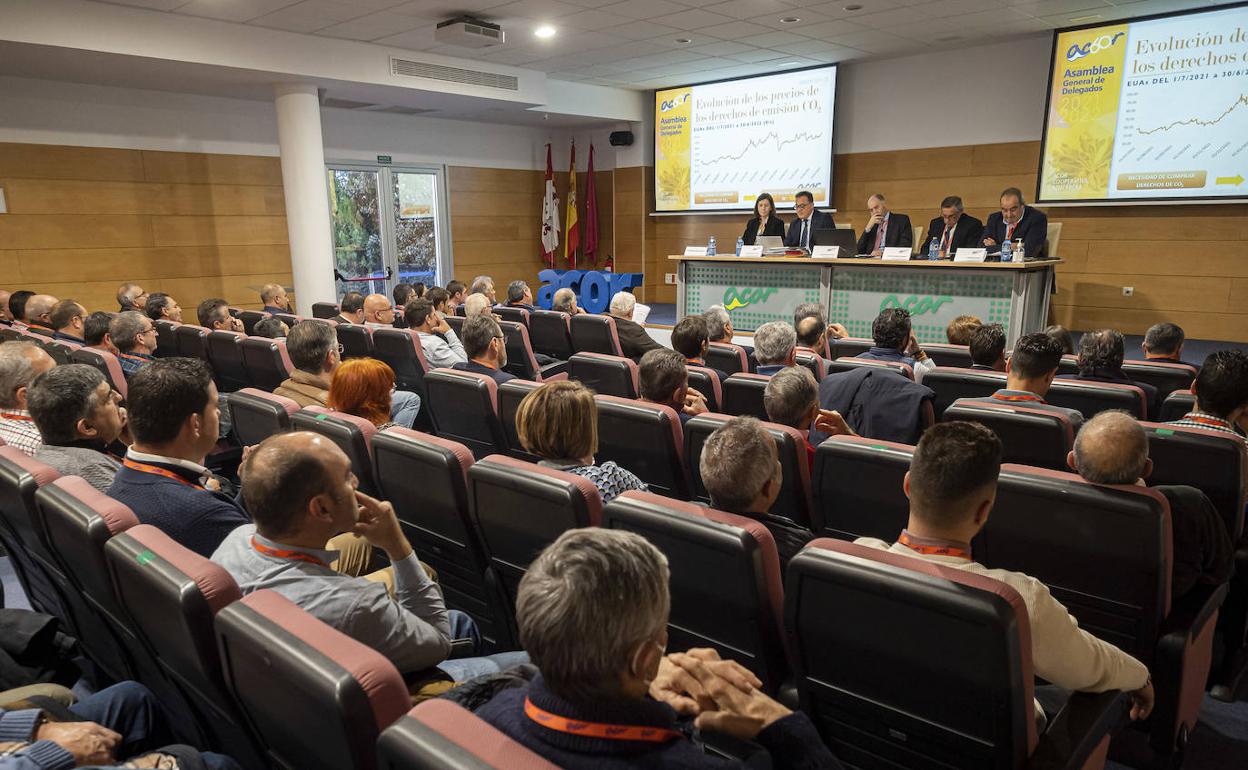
[274,83,336,317]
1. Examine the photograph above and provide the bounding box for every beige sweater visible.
[854,538,1150,694]
[274,369,330,408]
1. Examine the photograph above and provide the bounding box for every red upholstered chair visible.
[272,312,302,328]
[794,350,827,381]
[923,366,1007,417]
[686,364,723,412]
[943,401,1076,471]
[498,319,569,381]
[568,352,639,399]
[214,590,411,770]
[237,310,270,336]
[153,319,180,358]
[311,301,340,319]
[569,313,624,356]
[240,337,294,392]
[497,379,542,462]
[175,323,210,360]
[787,539,1129,769]
[705,341,751,375]
[828,336,873,360]
[721,373,771,419]
[1160,390,1196,422]
[378,700,559,770]
[43,338,79,366]
[70,347,128,400]
[206,329,250,392]
[425,368,508,460]
[593,395,689,499]
[336,323,374,359]
[923,343,973,368]
[1047,378,1147,420]
[0,449,75,630]
[528,309,573,360]
[1122,361,1198,403]
[227,388,301,446]
[826,356,915,381]
[104,524,264,765]
[292,407,381,495]
[812,435,914,542]
[493,305,530,328]
[603,491,790,693]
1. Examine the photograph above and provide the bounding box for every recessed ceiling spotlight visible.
[844,4,863,11]
[780,16,800,23]
[675,37,692,44]
[534,24,557,38]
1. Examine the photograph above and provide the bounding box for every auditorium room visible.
[3,0,1248,768]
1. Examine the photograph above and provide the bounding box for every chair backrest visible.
[922,367,1007,417]
[240,337,294,392]
[705,341,750,375]
[1121,361,1197,404]
[290,408,380,495]
[336,323,374,359]
[1056,354,1079,376]
[371,328,430,393]
[273,312,302,328]
[311,302,339,319]
[497,319,546,381]
[1047,378,1147,419]
[603,491,790,691]
[238,310,270,336]
[984,465,1170,662]
[1160,389,1196,422]
[0,448,69,621]
[827,357,914,381]
[378,700,559,770]
[912,223,925,254]
[467,455,603,637]
[794,350,826,381]
[497,379,542,462]
[569,313,623,356]
[43,339,78,366]
[227,388,301,446]
[528,310,573,360]
[372,428,511,650]
[1046,221,1062,259]
[593,395,688,499]
[424,369,508,460]
[445,315,464,339]
[923,343,973,368]
[1143,422,1247,541]
[721,373,770,419]
[943,402,1075,471]
[686,365,722,412]
[69,347,128,399]
[214,590,411,770]
[829,337,873,360]
[786,540,1037,768]
[206,330,250,392]
[812,435,913,541]
[568,352,639,398]
[493,306,530,328]
[154,320,181,357]
[684,413,817,530]
[175,324,210,360]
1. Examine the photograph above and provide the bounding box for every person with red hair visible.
[328,358,410,429]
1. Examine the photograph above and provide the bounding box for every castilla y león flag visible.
[540,143,559,267]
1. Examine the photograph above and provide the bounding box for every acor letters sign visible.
[537,270,645,314]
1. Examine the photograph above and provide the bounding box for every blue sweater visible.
[107,460,250,557]
[475,675,841,769]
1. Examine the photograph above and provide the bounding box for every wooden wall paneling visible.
[12,245,292,284]
[0,215,155,250]
[140,151,282,186]
[151,216,288,247]
[446,166,544,291]
[0,144,146,181]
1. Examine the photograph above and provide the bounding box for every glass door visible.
[392,171,441,288]
[327,168,387,298]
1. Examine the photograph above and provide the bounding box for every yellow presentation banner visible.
[655,87,692,210]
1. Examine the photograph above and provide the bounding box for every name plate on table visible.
[811,245,841,259]
[882,247,912,261]
[739,244,764,257]
[954,248,988,262]
[683,246,708,256]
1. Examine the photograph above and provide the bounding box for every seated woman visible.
[327,357,412,429]
[742,192,785,246]
[515,380,646,503]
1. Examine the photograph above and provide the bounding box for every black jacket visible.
[614,316,664,361]
[982,207,1049,258]
[742,216,786,245]
[918,214,985,258]
[812,367,935,445]
[857,213,913,254]
[1156,485,1234,599]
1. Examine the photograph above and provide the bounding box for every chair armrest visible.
[1161,582,1228,639]
[1150,580,1228,753]
[1027,690,1130,770]
[447,638,477,660]
[539,361,571,380]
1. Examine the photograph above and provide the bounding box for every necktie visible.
[873,218,887,251]
[801,219,809,249]
[940,227,952,256]
[1005,221,1016,241]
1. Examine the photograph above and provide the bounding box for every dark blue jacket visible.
[452,360,517,385]
[981,207,1049,258]
[107,459,250,557]
[812,367,934,445]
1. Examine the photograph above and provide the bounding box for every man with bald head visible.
[117,282,147,313]
[551,287,586,315]
[362,294,395,328]
[0,341,57,455]
[23,294,59,334]
[260,283,290,314]
[1069,410,1231,598]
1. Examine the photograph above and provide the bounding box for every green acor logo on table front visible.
[723,286,778,311]
[880,294,953,316]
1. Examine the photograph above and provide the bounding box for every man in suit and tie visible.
[856,194,912,256]
[981,187,1048,259]
[783,190,836,250]
[919,196,985,259]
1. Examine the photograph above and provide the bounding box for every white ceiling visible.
[88,0,1235,89]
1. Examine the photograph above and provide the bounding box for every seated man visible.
[753,321,797,376]
[109,312,157,378]
[406,298,466,367]
[143,293,182,324]
[505,281,538,312]
[83,312,118,355]
[7,291,34,330]
[784,189,836,250]
[981,187,1048,259]
[609,291,664,361]
[362,293,395,328]
[212,432,527,683]
[855,421,1153,721]
[764,366,855,468]
[422,287,450,323]
[260,282,290,315]
[703,304,753,357]
[670,316,728,384]
[29,364,125,493]
[470,275,498,305]
[475,527,843,769]
[1169,349,1248,439]
[49,300,87,344]
[274,320,339,407]
[953,331,1083,427]
[1060,329,1159,419]
[638,349,706,426]
[251,317,288,339]
[116,282,147,314]
[451,315,516,385]
[551,287,586,315]
[794,302,847,356]
[334,291,365,325]
[945,314,981,346]
[463,292,493,318]
[1142,322,1193,367]
[920,195,984,259]
[856,308,935,381]
[0,341,56,456]
[1069,411,1232,599]
[197,298,245,333]
[969,323,1006,371]
[445,280,466,312]
[22,294,59,334]
[1045,324,1076,355]
[856,193,912,256]
[106,358,250,557]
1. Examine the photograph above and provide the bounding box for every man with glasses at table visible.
[783,190,836,251]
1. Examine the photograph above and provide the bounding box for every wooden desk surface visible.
[668,255,1062,269]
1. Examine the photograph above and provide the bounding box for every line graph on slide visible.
[1135,93,1248,136]
[695,130,825,168]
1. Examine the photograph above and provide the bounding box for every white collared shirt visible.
[125,447,212,485]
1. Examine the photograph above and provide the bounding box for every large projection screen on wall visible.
[1037,2,1248,204]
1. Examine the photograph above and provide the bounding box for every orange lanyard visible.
[1183,414,1232,430]
[899,531,971,561]
[524,698,681,743]
[122,458,205,490]
[250,537,328,568]
[0,413,33,422]
[991,392,1043,404]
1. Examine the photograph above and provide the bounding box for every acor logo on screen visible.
[658,93,690,112]
[1065,31,1124,62]
[722,287,777,311]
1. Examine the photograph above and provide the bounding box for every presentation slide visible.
[1038,4,1248,203]
[654,66,836,212]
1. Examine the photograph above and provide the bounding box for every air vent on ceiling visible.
[367,105,440,115]
[322,97,377,109]
[390,57,519,91]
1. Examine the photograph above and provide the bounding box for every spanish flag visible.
[564,140,579,269]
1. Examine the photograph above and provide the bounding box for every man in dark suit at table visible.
[784,190,836,250]
[856,194,912,256]
[981,187,1048,259]
[919,196,984,259]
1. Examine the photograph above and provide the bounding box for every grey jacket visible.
[33,445,121,493]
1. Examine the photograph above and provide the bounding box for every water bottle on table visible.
[708,236,717,256]
[1000,238,1013,263]
[735,237,744,256]
[928,237,939,261]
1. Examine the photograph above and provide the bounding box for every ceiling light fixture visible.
[675,37,692,44]
[780,16,800,23]
[534,25,557,38]
[844,4,863,11]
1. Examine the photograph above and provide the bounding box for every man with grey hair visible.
[1061,328,1159,419]
[505,280,537,312]
[638,348,706,425]
[703,304,754,357]
[475,527,842,768]
[1142,322,1191,367]
[23,294,60,334]
[110,311,158,378]
[274,320,340,408]
[920,195,984,258]
[463,292,493,318]
[451,315,515,385]
[609,290,664,361]
[0,341,56,455]
[551,287,585,315]
[753,321,797,376]
[764,366,856,462]
[469,275,497,304]
[260,282,290,314]
[117,282,147,313]
[1069,410,1232,598]
[856,193,912,257]
[793,302,846,356]
[29,364,126,492]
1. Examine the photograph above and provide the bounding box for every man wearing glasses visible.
[50,299,88,343]
[111,311,160,378]
[783,190,836,250]
[451,315,515,385]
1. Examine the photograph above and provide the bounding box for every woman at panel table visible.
[742,192,786,245]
